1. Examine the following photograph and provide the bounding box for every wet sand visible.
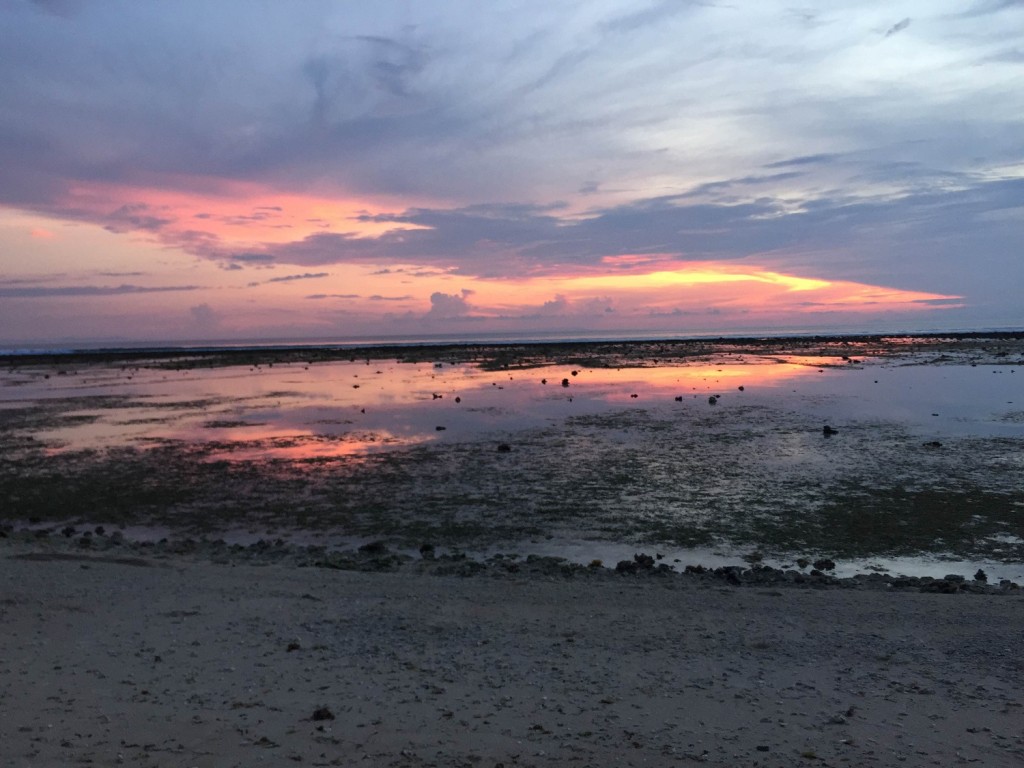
[2,544,1022,768]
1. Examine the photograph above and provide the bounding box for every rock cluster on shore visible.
[3,525,1020,596]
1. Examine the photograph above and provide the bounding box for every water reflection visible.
[5,354,1021,461]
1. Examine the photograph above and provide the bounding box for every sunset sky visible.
[1,0,1021,345]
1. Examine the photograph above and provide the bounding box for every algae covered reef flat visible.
[2,333,1023,576]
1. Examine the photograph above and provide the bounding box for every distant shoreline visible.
[4,328,1024,367]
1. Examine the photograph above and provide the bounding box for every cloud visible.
[265,272,330,283]
[884,18,911,38]
[1,2,1023,333]
[427,289,473,318]
[214,176,1024,303]
[0,284,200,298]
[230,253,276,264]
[188,303,220,330]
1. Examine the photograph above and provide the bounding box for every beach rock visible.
[823,425,839,436]
[311,707,335,721]
[359,541,389,555]
[496,443,512,452]
[561,378,570,387]
[923,440,943,448]
[615,560,639,574]
[708,395,718,405]
[974,569,988,583]
[674,396,683,401]
[634,553,655,569]
[419,543,435,559]
[796,558,810,569]
[921,579,960,594]
[433,558,486,577]
[943,574,965,583]
[813,558,836,571]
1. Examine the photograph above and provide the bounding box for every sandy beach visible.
[2,539,1022,768]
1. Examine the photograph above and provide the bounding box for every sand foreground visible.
[2,548,1022,768]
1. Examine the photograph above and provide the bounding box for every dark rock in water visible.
[796,558,810,569]
[419,543,435,559]
[738,385,745,391]
[943,574,965,583]
[454,396,461,403]
[674,396,683,401]
[974,568,988,583]
[496,443,512,452]
[813,558,836,571]
[311,707,335,721]
[923,440,943,448]
[822,425,839,436]
[94,525,105,536]
[286,642,301,652]
[541,378,547,384]
[359,541,389,555]
[62,526,76,538]
[630,393,638,398]
[684,564,707,575]
[432,393,442,399]
[571,370,579,376]
[708,395,718,405]
[615,560,639,574]
[435,425,446,431]
[561,378,570,387]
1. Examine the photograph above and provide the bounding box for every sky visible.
[1,0,1022,345]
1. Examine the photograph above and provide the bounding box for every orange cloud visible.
[452,261,959,319]
[56,175,431,248]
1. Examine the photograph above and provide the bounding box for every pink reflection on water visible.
[10,355,836,461]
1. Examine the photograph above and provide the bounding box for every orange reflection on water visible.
[201,426,431,462]
[549,358,818,402]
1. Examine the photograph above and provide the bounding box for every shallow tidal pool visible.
[2,340,1022,579]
